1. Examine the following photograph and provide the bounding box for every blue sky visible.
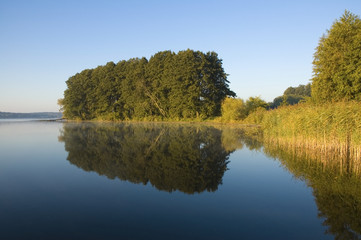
[0,0,360,112]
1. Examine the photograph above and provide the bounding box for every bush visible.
[221,97,246,121]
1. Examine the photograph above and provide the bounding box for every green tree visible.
[145,50,175,118]
[167,50,205,119]
[284,84,311,97]
[62,50,235,120]
[245,96,268,115]
[312,10,361,102]
[57,98,64,112]
[92,62,118,119]
[63,69,93,119]
[270,84,311,109]
[221,97,246,121]
[199,51,236,117]
[120,58,150,120]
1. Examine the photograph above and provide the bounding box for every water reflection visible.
[59,123,253,194]
[264,143,361,239]
[58,122,361,238]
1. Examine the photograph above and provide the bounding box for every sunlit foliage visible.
[270,84,311,109]
[62,50,235,120]
[221,97,246,121]
[312,10,361,102]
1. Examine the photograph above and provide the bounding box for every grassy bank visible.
[245,101,361,162]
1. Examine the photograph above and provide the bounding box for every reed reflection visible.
[264,143,361,239]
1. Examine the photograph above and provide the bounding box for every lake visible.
[0,121,359,239]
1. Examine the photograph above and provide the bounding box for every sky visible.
[0,0,360,112]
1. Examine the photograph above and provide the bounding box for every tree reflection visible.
[58,123,237,194]
[264,143,361,239]
[58,122,361,238]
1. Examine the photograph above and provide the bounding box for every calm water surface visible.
[0,121,359,239]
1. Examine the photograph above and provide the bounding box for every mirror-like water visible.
[0,121,359,239]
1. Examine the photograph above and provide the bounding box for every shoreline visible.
[58,118,261,128]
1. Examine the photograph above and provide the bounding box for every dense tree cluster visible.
[221,96,269,121]
[312,11,361,102]
[283,84,311,96]
[62,50,235,120]
[270,83,311,108]
[221,83,312,121]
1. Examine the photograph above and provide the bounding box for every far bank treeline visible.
[61,50,235,120]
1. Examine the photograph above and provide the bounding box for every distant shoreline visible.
[37,118,66,122]
[0,111,62,119]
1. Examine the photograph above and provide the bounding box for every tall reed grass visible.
[245,101,361,162]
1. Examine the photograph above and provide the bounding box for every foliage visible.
[57,98,64,112]
[62,50,235,120]
[284,83,311,96]
[312,10,361,102]
[219,96,268,122]
[270,84,311,109]
[221,97,246,121]
[245,96,268,114]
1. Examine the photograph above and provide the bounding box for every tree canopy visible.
[283,84,311,97]
[312,10,361,102]
[62,50,235,120]
[220,96,269,122]
[270,84,311,108]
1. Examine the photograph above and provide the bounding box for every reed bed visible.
[264,139,361,176]
[245,101,361,163]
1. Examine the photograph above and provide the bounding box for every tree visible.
[63,69,93,119]
[92,62,118,119]
[62,50,235,120]
[200,51,236,117]
[120,57,150,120]
[245,96,268,115]
[221,97,246,121]
[284,84,311,97]
[270,84,311,109]
[57,98,64,112]
[166,50,206,119]
[145,50,175,118]
[312,10,361,102]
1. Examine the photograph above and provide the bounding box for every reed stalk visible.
[246,101,361,163]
